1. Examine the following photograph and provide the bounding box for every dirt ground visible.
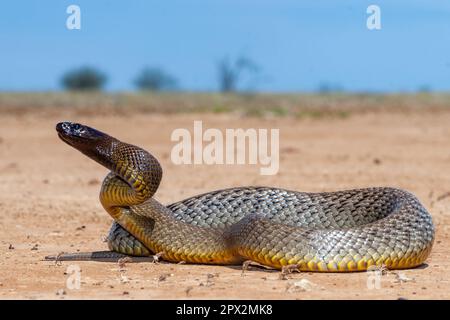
[1,109,450,300]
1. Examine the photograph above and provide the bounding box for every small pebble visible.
[56,289,66,296]
[158,273,173,282]
[185,286,193,296]
[88,179,100,186]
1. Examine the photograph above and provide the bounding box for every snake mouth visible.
[57,132,77,147]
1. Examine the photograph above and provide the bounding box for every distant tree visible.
[317,82,344,94]
[134,67,178,91]
[217,55,260,93]
[61,66,107,91]
[417,84,432,93]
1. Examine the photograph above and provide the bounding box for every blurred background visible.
[1,0,449,94]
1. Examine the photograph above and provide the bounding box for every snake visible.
[49,121,435,272]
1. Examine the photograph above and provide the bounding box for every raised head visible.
[56,122,163,196]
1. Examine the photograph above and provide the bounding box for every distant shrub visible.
[217,55,260,93]
[61,66,107,91]
[317,82,344,94]
[134,67,178,91]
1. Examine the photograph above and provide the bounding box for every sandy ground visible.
[1,110,450,300]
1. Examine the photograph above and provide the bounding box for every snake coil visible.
[55,122,435,271]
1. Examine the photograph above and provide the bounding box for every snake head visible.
[57,121,163,205]
[56,122,118,168]
[56,122,107,146]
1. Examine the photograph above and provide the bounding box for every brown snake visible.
[47,122,435,272]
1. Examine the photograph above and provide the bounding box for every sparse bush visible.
[217,55,260,93]
[317,82,344,94]
[134,67,178,91]
[61,66,107,91]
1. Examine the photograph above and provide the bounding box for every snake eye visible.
[72,123,87,136]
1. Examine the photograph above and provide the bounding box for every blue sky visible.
[1,0,449,92]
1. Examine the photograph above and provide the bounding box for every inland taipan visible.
[46,121,435,272]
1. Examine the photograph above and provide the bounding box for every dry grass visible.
[1,92,449,118]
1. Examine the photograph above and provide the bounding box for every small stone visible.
[395,272,414,283]
[8,244,14,250]
[158,273,173,282]
[56,289,66,296]
[120,274,129,283]
[88,179,100,186]
[286,279,318,293]
[185,286,193,296]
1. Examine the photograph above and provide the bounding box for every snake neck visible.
[58,122,163,207]
[82,136,162,220]
[100,172,241,264]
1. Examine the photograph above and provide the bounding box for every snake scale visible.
[51,121,434,272]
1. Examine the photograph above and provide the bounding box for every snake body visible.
[54,122,435,271]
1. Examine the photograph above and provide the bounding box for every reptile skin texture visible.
[54,122,435,271]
